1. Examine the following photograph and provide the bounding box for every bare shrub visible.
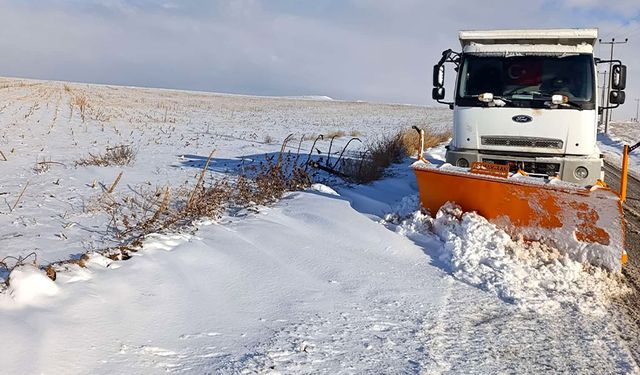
[181,150,235,219]
[183,180,233,219]
[96,138,312,247]
[96,185,180,241]
[264,134,274,144]
[339,157,381,183]
[401,128,452,156]
[77,145,136,167]
[11,136,315,282]
[63,84,72,92]
[231,153,312,206]
[338,129,451,184]
[338,132,404,183]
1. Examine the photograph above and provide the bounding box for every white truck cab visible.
[433,29,627,185]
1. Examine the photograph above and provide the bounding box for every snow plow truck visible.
[413,29,631,272]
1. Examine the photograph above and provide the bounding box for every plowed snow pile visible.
[388,195,629,315]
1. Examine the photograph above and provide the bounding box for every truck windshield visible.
[457,54,595,109]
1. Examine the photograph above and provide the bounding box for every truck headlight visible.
[456,158,469,168]
[574,166,589,180]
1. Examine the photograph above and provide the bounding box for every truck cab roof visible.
[459,29,598,55]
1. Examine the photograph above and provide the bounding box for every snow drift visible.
[389,196,629,315]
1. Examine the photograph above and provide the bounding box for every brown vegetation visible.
[95,141,312,249]
[401,128,452,157]
[338,128,451,184]
[77,145,136,167]
[72,94,89,122]
[1,129,449,285]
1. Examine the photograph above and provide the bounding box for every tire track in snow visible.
[420,286,636,374]
[217,298,434,374]
[420,276,456,373]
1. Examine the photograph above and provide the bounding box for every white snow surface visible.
[2,265,59,308]
[0,77,449,263]
[598,121,640,179]
[0,78,638,374]
[1,180,637,374]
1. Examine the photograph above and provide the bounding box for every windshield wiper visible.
[554,100,583,110]
[470,93,514,107]
[504,89,542,97]
[506,92,584,111]
[537,93,584,111]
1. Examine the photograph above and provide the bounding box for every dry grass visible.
[8,127,447,281]
[93,137,312,252]
[72,94,89,122]
[326,130,346,139]
[401,128,452,156]
[107,172,124,193]
[338,128,451,184]
[10,182,29,213]
[350,130,362,137]
[339,132,404,183]
[235,153,312,205]
[77,145,136,167]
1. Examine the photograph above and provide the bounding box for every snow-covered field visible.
[1,77,638,374]
[605,121,640,148]
[0,77,448,263]
[599,121,640,178]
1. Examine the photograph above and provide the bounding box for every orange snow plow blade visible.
[412,161,626,272]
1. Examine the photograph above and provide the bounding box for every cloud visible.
[0,0,638,119]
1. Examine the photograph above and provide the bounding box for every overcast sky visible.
[1,0,639,119]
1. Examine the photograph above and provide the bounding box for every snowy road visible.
[604,159,640,365]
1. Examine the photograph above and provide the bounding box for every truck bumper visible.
[445,148,604,186]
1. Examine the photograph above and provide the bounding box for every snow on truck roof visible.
[459,29,598,55]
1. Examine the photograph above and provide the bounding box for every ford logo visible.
[512,115,533,123]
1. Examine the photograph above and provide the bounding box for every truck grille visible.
[482,158,560,177]
[481,136,563,149]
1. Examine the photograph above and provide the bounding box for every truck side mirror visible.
[432,87,445,100]
[610,90,625,105]
[611,64,627,90]
[433,64,445,88]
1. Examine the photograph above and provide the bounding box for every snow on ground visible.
[0,77,638,374]
[1,172,637,374]
[391,197,626,314]
[598,121,640,178]
[0,77,449,264]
